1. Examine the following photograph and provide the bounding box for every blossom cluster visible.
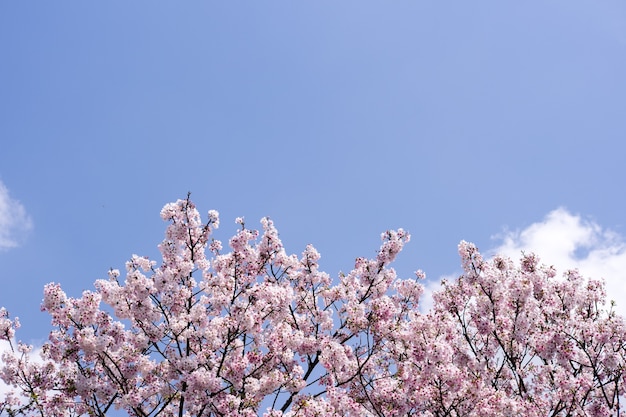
[1,196,625,416]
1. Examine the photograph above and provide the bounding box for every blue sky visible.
[1,1,626,348]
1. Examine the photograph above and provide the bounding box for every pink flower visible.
[1,196,624,417]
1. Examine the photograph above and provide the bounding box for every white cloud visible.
[490,208,626,318]
[0,181,33,250]
[419,208,626,318]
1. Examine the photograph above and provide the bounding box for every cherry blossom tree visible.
[1,196,624,416]
[428,242,626,416]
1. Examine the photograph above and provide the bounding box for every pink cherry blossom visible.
[1,196,625,416]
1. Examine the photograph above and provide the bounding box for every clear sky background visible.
[1,0,626,351]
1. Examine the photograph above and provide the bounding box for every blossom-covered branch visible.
[1,197,624,416]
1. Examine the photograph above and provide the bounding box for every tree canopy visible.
[2,196,625,416]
